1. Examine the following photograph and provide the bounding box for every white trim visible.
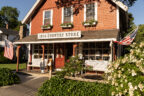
[112,0,128,11]
[84,4,86,22]
[14,38,116,44]
[43,9,53,25]
[22,0,43,24]
[95,2,98,21]
[71,6,73,23]
[29,20,32,35]
[61,7,64,23]
[117,6,119,29]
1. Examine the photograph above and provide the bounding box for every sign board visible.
[38,31,81,39]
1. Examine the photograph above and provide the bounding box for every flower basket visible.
[41,24,53,30]
[60,23,73,29]
[83,20,97,27]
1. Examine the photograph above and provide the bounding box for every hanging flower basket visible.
[83,20,98,27]
[60,23,73,29]
[41,24,53,30]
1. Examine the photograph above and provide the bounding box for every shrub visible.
[106,42,144,96]
[56,56,85,77]
[0,68,20,86]
[38,77,111,96]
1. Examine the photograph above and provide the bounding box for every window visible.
[84,3,97,22]
[33,44,54,59]
[43,10,53,25]
[82,42,110,61]
[62,7,73,23]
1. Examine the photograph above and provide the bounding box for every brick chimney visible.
[19,25,24,39]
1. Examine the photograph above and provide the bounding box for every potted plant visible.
[41,24,53,30]
[82,19,98,26]
[60,22,73,28]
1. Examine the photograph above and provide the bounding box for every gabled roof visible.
[0,28,19,35]
[22,0,128,24]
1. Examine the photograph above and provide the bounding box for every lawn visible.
[0,63,26,70]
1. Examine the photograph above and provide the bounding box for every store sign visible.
[38,31,81,39]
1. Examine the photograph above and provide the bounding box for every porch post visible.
[73,43,78,56]
[41,45,45,60]
[110,41,113,62]
[16,45,21,72]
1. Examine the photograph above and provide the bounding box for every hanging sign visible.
[38,31,81,39]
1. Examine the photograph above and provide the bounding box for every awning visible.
[14,29,119,44]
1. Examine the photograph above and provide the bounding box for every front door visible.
[55,44,65,68]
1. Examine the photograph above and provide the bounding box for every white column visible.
[78,42,83,59]
[109,41,113,62]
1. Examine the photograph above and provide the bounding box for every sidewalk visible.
[0,72,48,96]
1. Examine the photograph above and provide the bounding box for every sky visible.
[0,0,144,25]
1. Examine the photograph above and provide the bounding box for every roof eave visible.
[112,0,128,11]
[22,0,44,24]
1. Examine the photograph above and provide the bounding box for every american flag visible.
[4,39,14,60]
[114,27,138,45]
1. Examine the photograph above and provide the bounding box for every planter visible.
[60,23,73,29]
[41,25,53,30]
[83,20,97,27]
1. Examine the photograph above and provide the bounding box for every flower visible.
[138,83,143,91]
[131,70,137,76]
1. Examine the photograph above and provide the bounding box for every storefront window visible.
[33,44,54,59]
[82,42,110,61]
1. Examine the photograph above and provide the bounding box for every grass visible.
[0,63,26,70]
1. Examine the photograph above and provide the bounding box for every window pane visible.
[45,11,51,19]
[44,19,51,25]
[64,7,72,23]
[86,3,95,21]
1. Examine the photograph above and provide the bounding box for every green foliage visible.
[60,22,73,27]
[82,19,97,26]
[107,42,144,96]
[0,6,21,30]
[56,56,84,77]
[135,24,144,43]
[38,77,111,96]
[0,68,20,86]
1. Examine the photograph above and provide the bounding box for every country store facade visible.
[14,0,128,72]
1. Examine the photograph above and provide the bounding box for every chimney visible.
[6,24,8,29]
[19,25,24,39]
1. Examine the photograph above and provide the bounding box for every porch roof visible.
[14,29,119,44]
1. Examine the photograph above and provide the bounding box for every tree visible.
[0,6,21,31]
[135,24,144,43]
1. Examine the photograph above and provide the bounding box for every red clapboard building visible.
[14,0,128,72]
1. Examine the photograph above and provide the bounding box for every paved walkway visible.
[0,72,48,96]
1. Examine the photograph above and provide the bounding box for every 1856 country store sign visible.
[38,31,81,39]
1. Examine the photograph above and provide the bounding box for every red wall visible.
[31,0,117,35]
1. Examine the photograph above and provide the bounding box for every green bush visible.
[56,56,85,77]
[106,42,144,96]
[0,68,20,86]
[38,77,111,96]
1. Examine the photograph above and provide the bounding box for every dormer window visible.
[42,10,53,29]
[61,7,73,28]
[83,3,97,26]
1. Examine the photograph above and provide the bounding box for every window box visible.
[41,24,53,30]
[60,23,73,28]
[83,20,97,27]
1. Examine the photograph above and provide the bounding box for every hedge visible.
[0,68,20,86]
[38,77,111,96]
